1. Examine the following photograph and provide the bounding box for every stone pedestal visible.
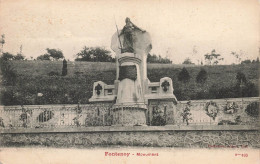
[112,104,147,126]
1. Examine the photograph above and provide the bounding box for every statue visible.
[119,17,145,53]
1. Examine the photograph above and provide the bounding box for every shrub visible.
[0,61,17,86]
[178,67,190,83]
[62,59,68,76]
[196,69,207,84]
[245,102,259,117]
[236,71,247,84]
[1,89,19,105]
[37,54,50,60]
[48,71,59,76]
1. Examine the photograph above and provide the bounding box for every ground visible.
[0,61,259,105]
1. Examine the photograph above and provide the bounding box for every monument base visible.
[112,104,147,126]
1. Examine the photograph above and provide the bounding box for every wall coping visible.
[0,97,259,108]
[0,125,259,134]
[178,97,259,104]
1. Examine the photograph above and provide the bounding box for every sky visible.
[0,0,259,64]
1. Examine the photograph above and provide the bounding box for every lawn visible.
[0,60,258,105]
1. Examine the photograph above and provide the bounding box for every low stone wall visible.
[176,97,259,126]
[0,97,259,128]
[0,126,259,148]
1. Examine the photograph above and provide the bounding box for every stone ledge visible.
[0,125,259,134]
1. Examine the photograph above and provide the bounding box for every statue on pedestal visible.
[119,17,146,53]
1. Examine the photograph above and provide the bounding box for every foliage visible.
[1,52,15,61]
[196,69,207,84]
[61,59,68,76]
[178,67,190,82]
[204,101,219,120]
[46,48,64,60]
[0,52,25,61]
[151,107,166,126]
[147,53,172,64]
[204,49,223,65]
[230,51,242,64]
[48,71,59,76]
[241,57,260,64]
[14,53,25,60]
[37,54,51,60]
[245,102,259,117]
[181,103,192,125]
[182,58,194,64]
[0,61,259,105]
[208,82,258,99]
[236,71,247,85]
[241,59,251,64]
[0,60,17,85]
[75,46,115,62]
[224,102,239,114]
[37,49,64,60]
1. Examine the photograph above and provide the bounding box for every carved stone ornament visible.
[205,101,219,120]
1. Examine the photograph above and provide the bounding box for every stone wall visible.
[0,126,259,148]
[0,103,114,128]
[176,97,259,126]
[0,97,259,129]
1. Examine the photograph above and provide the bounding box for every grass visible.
[0,60,259,105]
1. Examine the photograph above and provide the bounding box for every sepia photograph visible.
[0,0,259,163]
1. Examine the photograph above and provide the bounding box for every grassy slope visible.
[1,60,259,105]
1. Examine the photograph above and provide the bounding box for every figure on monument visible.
[119,17,146,53]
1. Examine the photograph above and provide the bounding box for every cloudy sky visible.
[0,0,259,64]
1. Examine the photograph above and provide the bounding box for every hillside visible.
[0,60,259,105]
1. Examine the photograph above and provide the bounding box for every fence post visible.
[121,105,123,126]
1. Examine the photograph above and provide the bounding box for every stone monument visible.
[89,18,177,126]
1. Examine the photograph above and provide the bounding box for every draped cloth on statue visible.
[118,65,137,81]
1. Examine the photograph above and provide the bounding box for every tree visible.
[204,49,223,65]
[46,48,64,60]
[0,60,17,85]
[196,69,207,84]
[178,67,190,83]
[62,59,68,76]
[14,53,25,60]
[147,53,172,63]
[0,52,25,61]
[0,52,15,61]
[231,51,241,64]
[37,54,51,60]
[75,46,115,62]
[182,58,194,64]
[241,59,251,64]
[236,71,247,85]
[0,34,5,55]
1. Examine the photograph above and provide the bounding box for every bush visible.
[196,69,207,84]
[236,71,247,84]
[1,89,20,105]
[48,71,59,76]
[0,61,17,86]
[37,54,50,60]
[178,67,190,83]
[245,102,259,117]
[61,59,67,76]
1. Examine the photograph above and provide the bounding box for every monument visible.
[89,18,177,126]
